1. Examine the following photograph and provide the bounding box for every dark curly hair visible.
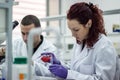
[67,2,106,47]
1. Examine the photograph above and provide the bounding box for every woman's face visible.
[67,19,90,43]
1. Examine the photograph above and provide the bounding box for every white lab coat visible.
[12,36,57,76]
[66,34,120,80]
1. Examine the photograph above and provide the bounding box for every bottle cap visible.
[13,57,27,64]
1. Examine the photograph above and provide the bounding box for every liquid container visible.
[12,57,28,80]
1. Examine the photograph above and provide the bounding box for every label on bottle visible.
[12,64,28,80]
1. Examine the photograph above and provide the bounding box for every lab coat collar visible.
[92,34,103,49]
[32,37,51,60]
[84,34,103,49]
[72,44,89,70]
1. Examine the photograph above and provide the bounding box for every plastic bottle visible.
[1,62,6,80]
[12,57,28,80]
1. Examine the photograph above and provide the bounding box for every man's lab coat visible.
[12,37,57,76]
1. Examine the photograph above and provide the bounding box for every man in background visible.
[0,15,58,76]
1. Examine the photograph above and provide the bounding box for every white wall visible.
[99,0,120,11]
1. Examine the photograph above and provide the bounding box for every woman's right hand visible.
[41,52,61,65]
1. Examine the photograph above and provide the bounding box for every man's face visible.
[21,23,39,44]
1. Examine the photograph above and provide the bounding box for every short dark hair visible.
[21,15,41,27]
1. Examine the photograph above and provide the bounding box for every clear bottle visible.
[1,62,7,80]
[12,57,28,80]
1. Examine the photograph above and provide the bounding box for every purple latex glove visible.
[41,52,61,65]
[49,64,68,79]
